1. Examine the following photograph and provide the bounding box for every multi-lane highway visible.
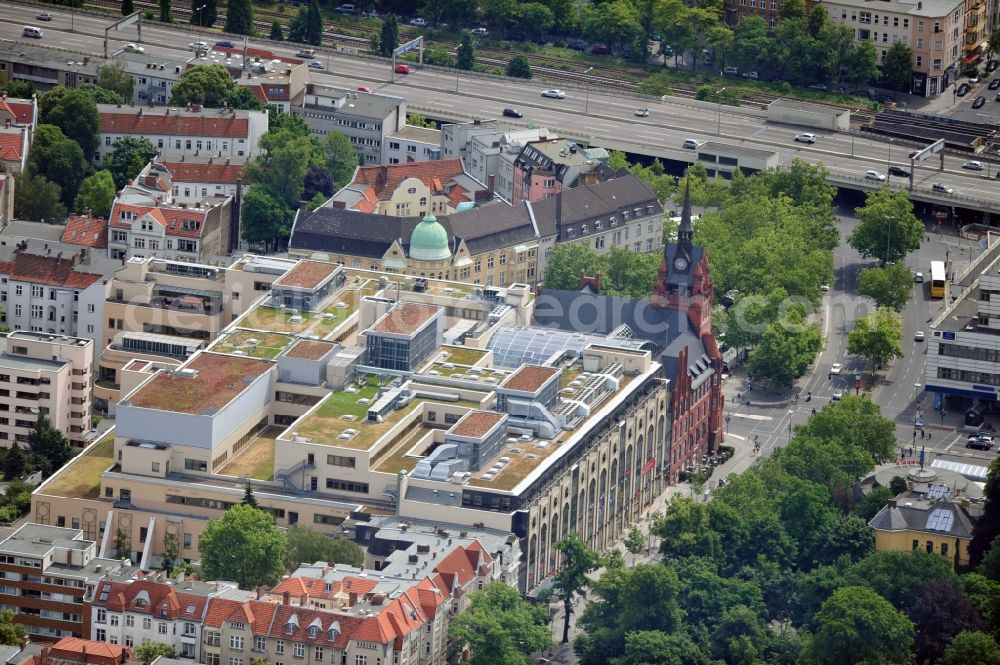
[5,1,1000,205]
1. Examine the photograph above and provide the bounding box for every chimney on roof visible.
[282,590,290,605]
[348,592,357,606]
[487,174,495,196]
[138,107,142,116]
[225,157,230,166]
[332,200,346,209]
[299,200,310,215]
[889,500,897,508]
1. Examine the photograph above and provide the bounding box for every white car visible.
[963,160,984,171]
[124,42,144,54]
[914,331,925,341]
[794,132,816,144]
[541,89,567,99]
[865,169,886,181]
[189,41,208,50]
[409,17,428,26]
[932,183,954,194]
[831,389,844,400]
[830,363,843,374]
[634,108,650,117]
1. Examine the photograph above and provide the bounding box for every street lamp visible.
[716,86,727,136]
[194,4,206,26]
[584,67,594,114]
[886,137,894,172]
[787,409,794,442]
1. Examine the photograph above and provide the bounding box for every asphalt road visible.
[7,2,1000,202]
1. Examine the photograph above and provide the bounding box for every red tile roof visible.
[351,159,469,202]
[0,97,34,125]
[370,303,439,335]
[110,202,208,239]
[0,253,102,289]
[162,160,243,185]
[42,638,133,665]
[212,45,304,65]
[92,579,210,621]
[0,130,25,163]
[62,214,108,249]
[100,110,250,138]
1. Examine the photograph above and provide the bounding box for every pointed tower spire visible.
[678,179,693,246]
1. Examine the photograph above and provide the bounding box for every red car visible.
[357,86,373,93]
[394,64,410,74]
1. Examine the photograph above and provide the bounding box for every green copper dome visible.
[409,213,451,261]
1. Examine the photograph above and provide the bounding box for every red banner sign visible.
[641,457,656,475]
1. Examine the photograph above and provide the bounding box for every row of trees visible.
[559,397,1000,665]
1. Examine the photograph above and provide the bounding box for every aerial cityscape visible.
[0,0,996,663]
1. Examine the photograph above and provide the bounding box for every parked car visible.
[989,59,999,72]
[215,40,235,48]
[335,3,355,13]
[394,64,410,74]
[957,82,971,96]
[932,183,954,193]
[963,160,985,170]
[296,49,316,58]
[472,27,489,36]
[967,436,994,450]
[541,89,566,99]
[567,39,588,51]
[996,92,1000,101]
[409,17,428,26]
[794,133,816,144]
[888,165,911,177]
[591,44,610,55]
[723,66,739,76]
[502,108,523,118]
[124,42,144,54]
[634,108,650,117]
[973,95,987,108]
[35,12,53,21]
[914,331,925,341]
[989,78,1000,90]
[308,62,324,70]
[865,169,886,181]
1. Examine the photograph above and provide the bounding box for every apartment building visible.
[89,576,239,658]
[869,485,976,567]
[112,51,191,107]
[0,524,129,641]
[294,84,406,164]
[0,42,99,93]
[152,158,246,206]
[724,0,784,27]
[108,164,238,263]
[464,127,553,200]
[0,94,39,228]
[23,638,133,665]
[60,216,108,257]
[384,125,442,164]
[96,104,268,164]
[327,160,486,217]
[32,254,671,593]
[508,138,607,205]
[824,0,966,96]
[0,244,118,348]
[0,331,94,449]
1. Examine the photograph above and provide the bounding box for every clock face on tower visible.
[674,257,688,271]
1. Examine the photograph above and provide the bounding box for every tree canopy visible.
[199,504,287,589]
[284,524,364,571]
[847,307,905,374]
[75,170,116,218]
[849,188,924,266]
[449,583,551,665]
[858,262,915,312]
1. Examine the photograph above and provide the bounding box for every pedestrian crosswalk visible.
[729,413,773,421]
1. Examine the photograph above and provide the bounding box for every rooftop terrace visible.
[124,353,272,414]
[240,290,359,337]
[211,329,294,359]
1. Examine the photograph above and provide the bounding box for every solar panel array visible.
[925,507,955,532]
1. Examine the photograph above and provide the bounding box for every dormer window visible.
[622,210,630,220]
[610,216,617,226]
[308,626,318,638]
[120,211,134,221]
[286,614,299,634]
[581,225,588,234]
[595,221,603,230]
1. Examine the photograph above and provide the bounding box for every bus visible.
[930,260,946,299]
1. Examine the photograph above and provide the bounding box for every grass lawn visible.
[441,346,486,366]
[214,329,291,359]
[43,434,114,499]
[219,428,281,481]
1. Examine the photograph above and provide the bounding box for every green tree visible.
[74,170,116,218]
[306,0,324,46]
[27,415,73,478]
[847,187,924,265]
[848,550,958,611]
[882,41,914,95]
[199,504,287,589]
[844,41,880,86]
[553,534,599,644]
[747,311,823,389]
[285,524,363,570]
[655,495,722,561]
[457,33,475,70]
[97,61,135,103]
[244,129,317,207]
[134,642,175,662]
[29,124,87,208]
[624,527,645,567]
[940,631,1000,665]
[0,79,35,99]
[981,534,1000,581]
[288,7,310,43]
[162,530,179,574]
[543,242,601,291]
[227,86,265,111]
[858,262,914,311]
[506,55,533,79]
[43,88,99,163]
[379,14,399,57]
[241,186,294,246]
[854,485,894,521]
[614,630,710,665]
[190,0,217,26]
[242,479,258,508]
[961,573,1000,630]
[970,458,1000,570]
[910,578,985,663]
[583,0,642,51]
[159,0,172,22]
[791,395,897,478]
[78,85,123,105]
[516,3,556,43]
[730,15,769,72]
[803,586,914,665]
[988,29,1000,64]
[122,0,134,15]
[13,173,67,224]
[321,132,358,189]
[225,0,255,35]
[2,443,26,481]
[270,20,283,41]
[105,136,156,189]
[847,308,904,375]
[169,64,238,107]
[449,583,551,665]
[0,610,26,647]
